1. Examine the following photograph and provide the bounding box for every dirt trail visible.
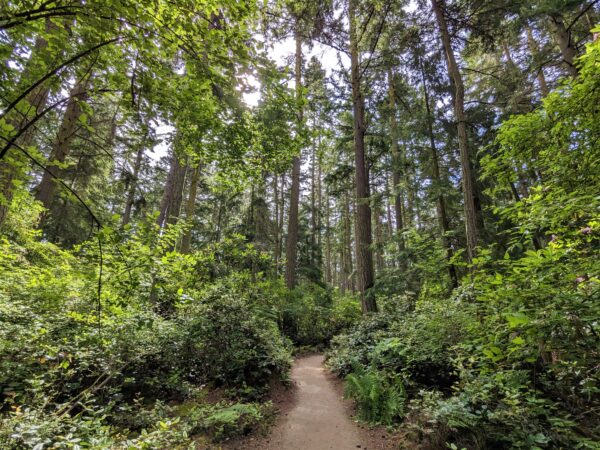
[261,354,363,450]
[223,354,398,450]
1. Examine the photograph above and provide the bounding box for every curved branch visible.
[2,138,101,228]
[0,97,69,160]
[0,11,78,31]
[0,37,120,123]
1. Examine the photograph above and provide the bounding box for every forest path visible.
[223,353,398,450]
[266,355,365,450]
[259,353,365,449]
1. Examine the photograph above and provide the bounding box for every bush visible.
[0,220,291,447]
[172,278,292,393]
[344,366,406,425]
[326,293,469,382]
[188,401,274,442]
[281,282,361,346]
[326,311,396,376]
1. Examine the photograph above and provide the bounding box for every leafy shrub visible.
[344,366,406,425]
[0,218,291,447]
[173,278,292,393]
[188,401,274,442]
[329,39,600,449]
[326,292,468,380]
[281,282,361,346]
[326,311,396,376]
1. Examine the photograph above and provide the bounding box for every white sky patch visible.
[241,73,261,107]
[243,37,350,107]
[149,123,174,162]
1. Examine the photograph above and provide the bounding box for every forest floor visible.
[220,354,400,450]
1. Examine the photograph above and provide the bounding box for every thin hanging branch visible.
[4,139,105,326]
[0,38,120,123]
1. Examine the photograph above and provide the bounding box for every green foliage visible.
[175,278,292,394]
[482,37,600,243]
[344,366,406,425]
[282,283,361,346]
[0,213,291,447]
[1,1,599,448]
[187,401,274,442]
[376,228,458,300]
[327,292,469,381]
[326,311,397,377]
[330,38,600,449]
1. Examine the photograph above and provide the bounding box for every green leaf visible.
[511,336,525,345]
[505,312,530,329]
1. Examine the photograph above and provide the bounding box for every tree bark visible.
[373,195,385,274]
[403,146,415,227]
[548,14,579,77]
[384,171,395,269]
[324,185,332,284]
[525,24,550,98]
[36,75,91,211]
[317,142,323,274]
[310,130,317,266]
[180,162,200,253]
[277,174,285,271]
[273,174,280,275]
[285,26,303,289]
[431,0,479,262]
[167,158,187,227]
[157,148,187,228]
[349,0,376,313]
[342,189,354,293]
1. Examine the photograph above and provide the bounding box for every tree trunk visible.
[404,145,415,227]
[317,144,323,274]
[420,57,458,288]
[384,171,395,268]
[122,139,146,227]
[180,162,200,253]
[157,149,187,228]
[349,0,376,313]
[342,190,354,293]
[310,131,317,266]
[273,174,280,275]
[36,75,91,211]
[324,185,332,284]
[168,159,187,227]
[0,20,56,225]
[431,0,479,262]
[548,14,579,77]
[525,24,550,98]
[278,174,285,269]
[387,69,405,253]
[373,196,385,274]
[285,26,303,289]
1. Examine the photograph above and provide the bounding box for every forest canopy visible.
[0,0,599,449]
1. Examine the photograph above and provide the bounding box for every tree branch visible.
[0,37,120,123]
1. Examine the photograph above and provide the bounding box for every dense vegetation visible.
[1,0,598,449]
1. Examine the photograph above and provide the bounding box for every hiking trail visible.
[225,354,396,450]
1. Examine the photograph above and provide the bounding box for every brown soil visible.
[219,354,401,450]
